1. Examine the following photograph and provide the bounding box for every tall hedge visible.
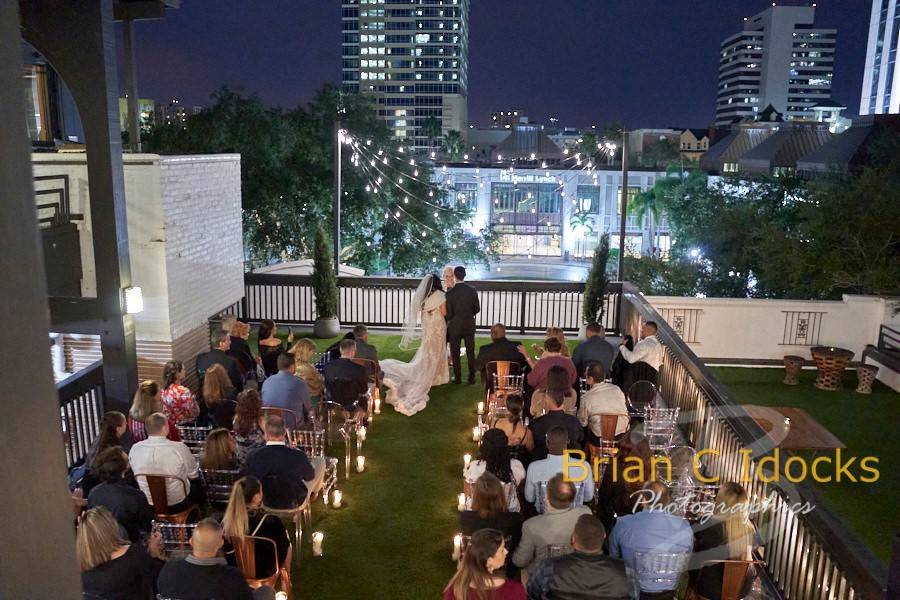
[583,233,610,324]
[312,226,338,319]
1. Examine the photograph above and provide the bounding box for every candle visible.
[472,426,481,442]
[356,456,366,473]
[312,531,324,556]
[276,593,288,600]
[358,426,367,442]
[463,453,472,469]
[452,534,462,561]
[322,489,330,506]
[784,417,791,427]
[477,401,485,415]
[332,489,343,508]
[457,493,466,511]
[374,398,382,414]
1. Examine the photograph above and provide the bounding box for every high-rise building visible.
[154,99,202,128]
[341,0,469,151]
[860,0,900,115]
[716,6,836,126]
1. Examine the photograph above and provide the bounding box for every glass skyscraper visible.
[860,0,900,114]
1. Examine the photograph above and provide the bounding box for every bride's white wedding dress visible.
[381,289,450,416]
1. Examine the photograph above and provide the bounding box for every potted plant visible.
[581,233,610,339]
[312,226,340,338]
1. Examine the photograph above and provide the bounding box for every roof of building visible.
[739,124,834,172]
[699,125,777,171]
[809,98,847,110]
[493,126,562,159]
[797,114,900,172]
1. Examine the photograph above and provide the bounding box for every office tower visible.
[716,6,836,126]
[860,0,900,114]
[341,0,469,151]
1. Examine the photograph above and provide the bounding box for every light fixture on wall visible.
[123,286,143,314]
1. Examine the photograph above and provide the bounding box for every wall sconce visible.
[123,286,143,314]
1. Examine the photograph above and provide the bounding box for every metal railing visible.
[220,273,621,335]
[877,324,899,358]
[57,360,105,468]
[619,283,887,600]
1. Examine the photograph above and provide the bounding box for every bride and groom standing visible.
[381,265,480,416]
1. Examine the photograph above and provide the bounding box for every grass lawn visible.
[711,367,900,564]
[253,332,548,599]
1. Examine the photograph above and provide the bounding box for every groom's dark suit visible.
[446,281,480,383]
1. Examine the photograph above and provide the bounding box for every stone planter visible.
[783,355,804,385]
[313,317,341,339]
[856,364,879,394]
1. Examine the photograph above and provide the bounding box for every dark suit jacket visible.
[87,478,154,542]
[240,444,315,509]
[473,337,530,383]
[446,282,480,335]
[196,349,242,390]
[324,358,369,409]
[572,336,616,377]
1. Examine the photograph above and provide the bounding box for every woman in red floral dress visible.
[160,360,199,424]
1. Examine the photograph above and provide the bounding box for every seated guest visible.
[618,321,664,388]
[532,327,570,358]
[128,413,200,513]
[444,529,526,600]
[86,411,133,469]
[197,329,243,390]
[87,447,154,543]
[491,394,534,455]
[240,415,316,509]
[324,339,369,414]
[577,362,630,446]
[597,431,654,532]
[203,363,238,429]
[78,507,158,600]
[692,482,757,600]
[529,389,583,460]
[529,365,577,417]
[610,334,634,392]
[474,323,529,388]
[128,381,179,443]
[459,472,524,579]
[324,331,355,361]
[464,429,526,512]
[527,514,631,600]
[260,352,312,428]
[524,428,593,509]
[352,324,383,380]
[572,321,616,375]
[257,319,292,378]
[521,337,577,392]
[289,337,325,397]
[158,518,272,600]
[161,360,200,425]
[512,474,592,574]
[227,320,256,380]
[200,428,240,471]
[232,389,265,464]
[609,481,694,600]
[222,476,291,579]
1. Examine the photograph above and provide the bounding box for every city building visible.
[154,98,202,128]
[435,164,671,260]
[810,98,852,133]
[118,96,154,134]
[797,113,900,174]
[627,128,682,155]
[860,0,900,115]
[680,128,711,161]
[716,6,836,126]
[341,0,469,151]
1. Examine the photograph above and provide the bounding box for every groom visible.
[445,265,480,384]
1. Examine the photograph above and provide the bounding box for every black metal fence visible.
[619,284,887,600]
[57,360,105,468]
[877,324,900,358]
[220,273,621,335]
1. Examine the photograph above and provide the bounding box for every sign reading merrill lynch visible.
[499,171,558,184]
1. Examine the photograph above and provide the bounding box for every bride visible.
[381,274,450,416]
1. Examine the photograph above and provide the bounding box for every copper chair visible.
[231,535,293,598]
[696,559,765,600]
[136,474,199,524]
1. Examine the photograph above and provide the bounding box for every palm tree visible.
[630,187,664,257]
[421,116,442,153]
[442,129,464,161]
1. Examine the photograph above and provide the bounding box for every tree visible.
[583,234,611,323]
[312,226,337,319]
[630,187,663,256]
[636,138,680,169]
[421,116,442,151]
[442,129,464,160]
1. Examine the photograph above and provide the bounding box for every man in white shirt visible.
[619,321,664,384]
[577,362,629,445]
[129,412,200,512]
[524,428,594,511]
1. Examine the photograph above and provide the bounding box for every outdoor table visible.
[809,346,854,391]
[740,405,845,451]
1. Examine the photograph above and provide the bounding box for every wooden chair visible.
[231,535,293,598]
[696,560,765,600]
[136,474,199,524]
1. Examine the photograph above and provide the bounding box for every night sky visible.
[123,0,870,129]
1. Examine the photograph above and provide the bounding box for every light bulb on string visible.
[428,190,434,197]
[382,157,388,164]
[370,159,376,166]
[398,146,405,153]
[404,196,409,204]
[378,149,383,156]
[431,151,436,158]
[433,211,438,217]
[410,159,415,166]
[414,169,419,176]
[398,176,404,184]
[366,139,372,146]
[395,210,401,218]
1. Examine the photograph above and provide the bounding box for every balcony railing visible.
[56,359,105,469]
[619,283,887,600]
[220,273,621,335]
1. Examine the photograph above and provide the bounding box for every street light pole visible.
[617,130,629,282]
[333,121,342,276]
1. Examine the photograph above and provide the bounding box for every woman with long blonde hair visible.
[692,482,757,600]
[222,476,290,579]
[203,363,237,429]
[200,428,239,470]
[443,529,524,599]
[289,337,324,397]
[78,506,157,599]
